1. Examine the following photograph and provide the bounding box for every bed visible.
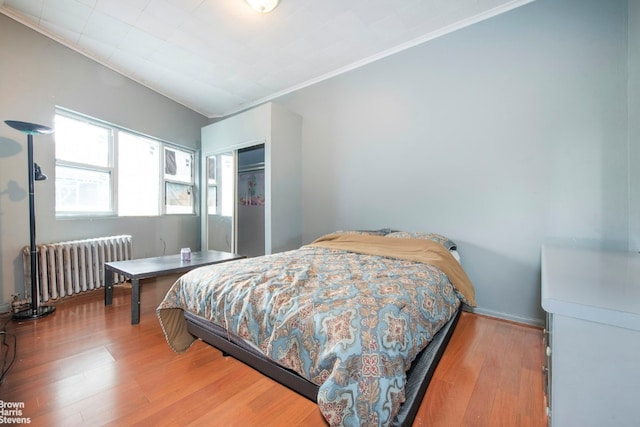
[157,230,475,426]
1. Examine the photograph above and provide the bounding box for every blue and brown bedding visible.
[157,231,475,426]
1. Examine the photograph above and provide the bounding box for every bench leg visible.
[105,269,114,306]
[131,278,140,325]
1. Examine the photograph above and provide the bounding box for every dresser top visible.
[541,244,640,331]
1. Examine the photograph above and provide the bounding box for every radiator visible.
[23,235,132,302]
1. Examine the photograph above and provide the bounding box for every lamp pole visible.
[5,120,56,320]
[26,132,38,317]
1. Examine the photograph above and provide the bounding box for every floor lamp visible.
[5,120,56,320]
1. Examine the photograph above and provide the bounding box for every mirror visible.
[204,144,266,256]
[206,151,235,252]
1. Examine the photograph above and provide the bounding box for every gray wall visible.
[1,0,634,325]
[278,0,632,324]
[0,15,208,310]
[630,0,640,251]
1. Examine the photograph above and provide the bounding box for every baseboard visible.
[463,306,544,328]
[0,303,11,314]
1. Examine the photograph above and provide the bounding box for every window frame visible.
[54,108,196,218]
[163,146,196,215]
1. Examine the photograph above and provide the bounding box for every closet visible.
[201,102,302,257]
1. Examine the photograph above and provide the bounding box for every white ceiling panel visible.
[8,0,42,20]
[41,0,91,34]
[0,0,535,118]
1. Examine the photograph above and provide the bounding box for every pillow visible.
[356,228,396,236]
[332,229,396,236]
[385,231,457,251]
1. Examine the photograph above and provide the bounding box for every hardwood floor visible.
[1,275,547,426]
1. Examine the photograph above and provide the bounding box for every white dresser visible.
[541,244,640,427]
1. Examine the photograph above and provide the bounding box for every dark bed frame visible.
[185,307,461,426]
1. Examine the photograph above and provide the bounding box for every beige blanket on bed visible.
[307,233,476,306]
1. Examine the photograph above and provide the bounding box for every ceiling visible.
[0,0,533,118]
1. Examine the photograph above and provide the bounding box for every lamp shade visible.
[34,163,47,181]
[5,120,54,135]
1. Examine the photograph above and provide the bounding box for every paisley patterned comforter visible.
[157,232,474,426]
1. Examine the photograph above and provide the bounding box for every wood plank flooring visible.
[0,275,547,426]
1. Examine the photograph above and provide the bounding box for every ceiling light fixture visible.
[245,0,279,13]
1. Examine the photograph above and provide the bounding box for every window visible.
[54,110,195,217]
[55,115,113,214]
[164,147,194,214]
[118,133,160,216]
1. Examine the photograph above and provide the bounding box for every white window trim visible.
[55,107,197,218]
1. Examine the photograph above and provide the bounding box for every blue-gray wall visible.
[630,0,640,251]
[0,14,208,311]
[279,0,632,324]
